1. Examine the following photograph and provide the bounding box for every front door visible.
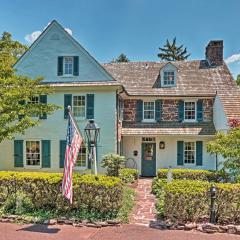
[141,143,156,177]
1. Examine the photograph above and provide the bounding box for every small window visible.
[163,71,175,86]
[143,101,155,121]
[26,141,40,166]
[73,95,86,118]
[184,142,195,164]
[28,96,39,117]
[76,145,87,168]
[184,101,196,121]
[63,56,73,75]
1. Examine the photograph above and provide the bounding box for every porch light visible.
[159,141,165,149]
[84,119,100,146]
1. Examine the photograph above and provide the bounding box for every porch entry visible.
[141,137,156,177]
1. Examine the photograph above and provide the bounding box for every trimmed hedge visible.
[153,178,240,224]
[119,168,138,183]
[157,168,230,182]
[0,171,123,214]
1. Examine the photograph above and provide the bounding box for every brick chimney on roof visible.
[205,40,223,66]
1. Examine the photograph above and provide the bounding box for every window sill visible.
[61,75,76,78]
[142,120,156,123]
[183,120,197,123]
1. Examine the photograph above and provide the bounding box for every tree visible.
[237,74,240,86]
[0,32,59,143]
[207,120,240,177]
[158,37,190,61]
[112,53,130,63]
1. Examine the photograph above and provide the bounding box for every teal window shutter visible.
[177,141,184,165]
[155,99,162,122]
[136,100,143,122]
[14,140,24,167]
[87,94,94,119]
[58,56,63,76]
[73,56,79,76]
[39,95,47,119]
[18,100,25,120]
[178,100,184,122]
[42,140,51,168]
[197,100,203,122]
[196,141,203,166]
[60,140,66,168]
[64,94,72,119]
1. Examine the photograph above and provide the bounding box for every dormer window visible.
[159,63,177,88]
[163,71,175,86]
[63,56,73,75]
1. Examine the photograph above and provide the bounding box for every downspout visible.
[215,154,218,171]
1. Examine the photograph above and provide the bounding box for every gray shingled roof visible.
[103,60,240,120]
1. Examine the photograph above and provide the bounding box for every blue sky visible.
[0,0,240,78]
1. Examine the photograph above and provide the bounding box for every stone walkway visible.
[130,178,157,226]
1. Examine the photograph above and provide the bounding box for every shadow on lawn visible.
[17,224,60,234]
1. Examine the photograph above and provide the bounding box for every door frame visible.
[141,142,156,177]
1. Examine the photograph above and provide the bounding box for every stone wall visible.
[123,99,137,121]
[161,100,179,121]
[203,99,213,122]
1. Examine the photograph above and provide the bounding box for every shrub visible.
[119,168,138,183]
[0,172,123,216]
[101,154,126,177]
[157,168,230,182]
[153,179,240,224]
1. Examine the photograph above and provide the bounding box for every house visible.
[0,20,240,176]
[0,20,122,172]
[103,40,240,176]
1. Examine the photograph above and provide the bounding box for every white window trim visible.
[162,70,176,87]
[184,141,196,165]
[74,145,88,170]
[184,100,197,122]
[72,94,86,120]
[142,101,156,122]
[63,56,74,76]
[24,139,42,169]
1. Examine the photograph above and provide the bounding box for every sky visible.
[0,0,240,78]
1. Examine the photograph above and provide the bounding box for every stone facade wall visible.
[123,99,137,121]
[161,100,179,121]
[203,99,213,122]
[123,98,214,122]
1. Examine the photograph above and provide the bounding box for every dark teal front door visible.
[141,143,156,177]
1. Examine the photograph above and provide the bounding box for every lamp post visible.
[84,119,100,175]
[210,185,217,224]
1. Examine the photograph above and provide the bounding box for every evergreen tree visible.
[158,37,190,61]
[0,32,59,142]
[112,53,130,63]
[237,74,240,86]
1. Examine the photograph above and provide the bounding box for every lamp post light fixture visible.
[210,184,217,224]
[84,119,100,175]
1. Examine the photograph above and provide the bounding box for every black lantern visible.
[159,141,165,149]
[84,119,100,146]
[210,185,217,224]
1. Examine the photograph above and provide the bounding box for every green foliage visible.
[0,172,123,216]
[153,179,240,224]
[101,153,126,177]
[158,37,190,61]
[0,32,59,142]
[112,53,129,63]
[119,168,138,183]
[207,127,240,177]
[237,74,240,86]
[157,168,230,182]
[116,186,135,223]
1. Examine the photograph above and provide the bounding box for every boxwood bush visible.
[157,168,230,182]
[153,178,240,224]
[0,171,123,215]
[119,168,138,183]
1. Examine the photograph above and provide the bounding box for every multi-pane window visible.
[26,141,40,166]
[76,145,87,168]
[163,71,175,86]
[184,101,196,121]
[73,96,86,118]
[28,96,39,117]
[143,102,155,120]
[64,57,73,75]
[184,142,195,164]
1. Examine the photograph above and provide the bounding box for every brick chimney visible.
[205,40,223,66]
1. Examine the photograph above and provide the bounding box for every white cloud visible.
[225,53,240,64]
[24,31,42,43]
[24,24,73,44]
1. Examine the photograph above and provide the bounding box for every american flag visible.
[62,108,83,204]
